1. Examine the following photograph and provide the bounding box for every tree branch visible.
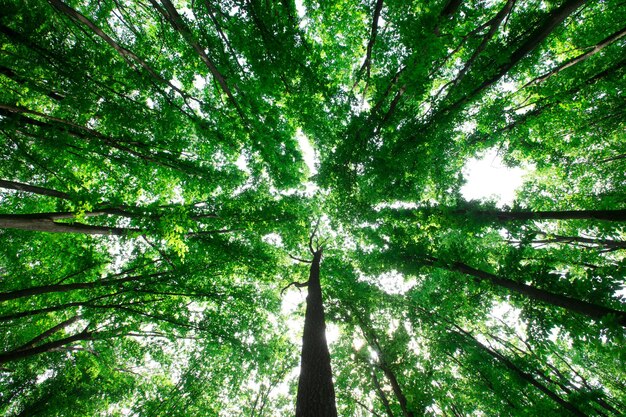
[280,280,309,296]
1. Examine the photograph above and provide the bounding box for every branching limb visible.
[288,254,312,264]
[280,281,309,296]
[357,0,384,92]
[309,218,321,254]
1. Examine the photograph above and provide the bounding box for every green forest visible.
[1,0,625,415]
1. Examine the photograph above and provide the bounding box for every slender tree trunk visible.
[378,361,414,417]
[440,0,463,17]
[14,316,81,351]
[357,320,416,417]
[295,249,338,417]
[445,0,585,112]
[477,209,626,222]
[372,369,395,417]
[387,207,626,224]
[531,232,626,249]
[0,330,93,364]
[527,26,626,85]
[456,328,588,417]
[446,261,626,326]
[0,179,71,200]
[0,214,137,235]
[0,272,164,302]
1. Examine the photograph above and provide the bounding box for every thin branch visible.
[524,26,626,87]
[308,218,321,254]
[280,280,308,296]
[288,254,312,264]
[357,0,385,92]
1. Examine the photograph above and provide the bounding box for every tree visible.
[1,0,625,416]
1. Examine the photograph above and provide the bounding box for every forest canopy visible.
[0,0,625,416]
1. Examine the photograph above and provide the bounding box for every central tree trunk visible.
[295,249,338,417]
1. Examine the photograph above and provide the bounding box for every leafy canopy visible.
[0,0,625,416]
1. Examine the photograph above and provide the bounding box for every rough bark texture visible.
[295,249,338,417]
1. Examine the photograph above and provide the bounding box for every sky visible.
[460,148,530,207]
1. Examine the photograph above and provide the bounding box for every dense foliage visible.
[1,0,624,415]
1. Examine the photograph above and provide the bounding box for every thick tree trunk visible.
[295,249,338,417]
[448,261,626,326]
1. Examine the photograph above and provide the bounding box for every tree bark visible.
[295,249,338,417]
[440,0,463,17]
[14,316,81,351]
[529,232,626,250]
[445,0,585,113]
[388,207,626,223]
[526,26,626,85]
[371,369,395,417]
[446,261,626,326]
[0,272,163,302]
[477,208,626,222]
[149,0,246,120]
[0,214,138,235]
[0,329,93,364]
[361,325,415,417]
[378,361,414,417]
[0,179,71,200]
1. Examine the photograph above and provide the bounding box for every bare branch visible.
[288,254,312,264]
[280,280,308,296]
[309,218,321,254]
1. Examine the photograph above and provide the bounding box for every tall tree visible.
[1,0,625,415]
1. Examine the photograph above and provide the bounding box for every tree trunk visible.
[0,214,137,235]
[371,369,395,417]
[378,361,414,417]
[531,232,626,250]
[0,179,71,200]
[456,328,588,417]
[447,261,626,326]
[479,209,626,222]
[361,324,415,417]
[295,249,338,417]
[0,330,93,364]
[14,316,81,351]
[445,0,585,112]
[0,272,164,302]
